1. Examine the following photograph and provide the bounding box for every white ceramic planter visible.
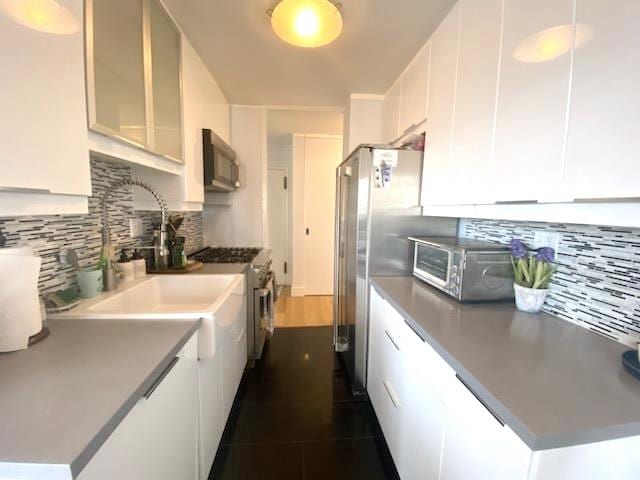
[514,283,548,313]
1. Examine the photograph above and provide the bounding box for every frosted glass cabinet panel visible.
[89,0,147,147]
[87,0,183,162]
[150,0,182,161]
[491,0,574,202]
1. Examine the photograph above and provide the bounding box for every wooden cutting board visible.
[149,260,203,274]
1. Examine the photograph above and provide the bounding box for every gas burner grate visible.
[193,247,261,264]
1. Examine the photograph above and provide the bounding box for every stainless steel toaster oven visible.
[409,236,514,302]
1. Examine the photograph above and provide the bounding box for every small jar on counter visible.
[131,250,147,279]
[117,250,135,283]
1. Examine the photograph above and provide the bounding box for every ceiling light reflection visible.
[0,0,79,35]
[513,23,593,63]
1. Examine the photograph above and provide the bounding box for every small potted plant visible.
[509,239,557,313]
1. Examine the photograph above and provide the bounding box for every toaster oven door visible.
[414,243,451,287]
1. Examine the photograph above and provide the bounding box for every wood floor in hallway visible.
[275,287,333,328]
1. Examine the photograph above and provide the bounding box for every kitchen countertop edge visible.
[69,318,201,477]
[370,277,640,451]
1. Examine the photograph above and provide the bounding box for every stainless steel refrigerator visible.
[333,145,457,394]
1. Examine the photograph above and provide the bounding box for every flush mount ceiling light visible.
[0,0,79,35]
[513,23,594,63]
[267,0,343,48]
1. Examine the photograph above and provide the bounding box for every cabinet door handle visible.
[456,374,504,426]
[494,200,538,205]
[144,357,179,399]
[382,379,400,408]
[384,329,400,351]
[0,186,51,194]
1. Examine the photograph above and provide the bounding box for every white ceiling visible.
[163,0,456,107]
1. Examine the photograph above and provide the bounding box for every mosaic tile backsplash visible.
[0,158,203,295]
[462,219,640,346]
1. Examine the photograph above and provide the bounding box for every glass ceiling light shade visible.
[0,0,79,35]
[268,0,343,48]
[513,23,594,63]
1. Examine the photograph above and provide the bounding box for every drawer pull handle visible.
[384,330,400,351]
[456,374,504,426]
[144,357,179,399]
[382,379,400,408]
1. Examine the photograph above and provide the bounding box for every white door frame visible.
[267,166,291,285]
[291,133,343,297]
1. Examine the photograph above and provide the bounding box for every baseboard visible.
[290,286,306,297]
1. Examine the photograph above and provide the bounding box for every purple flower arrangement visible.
[509,239,557,290]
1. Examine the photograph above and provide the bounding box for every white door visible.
[303,136,343,296]
[268,168,290,284]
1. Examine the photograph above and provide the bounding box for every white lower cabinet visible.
[398,322,446,480]
[79,284,248,480]
[369,286,640,480]
[78,334,199,480]
[198,354,224,480]
[439,377,531,480]
[200,282,247,479]
[368,290,446,480]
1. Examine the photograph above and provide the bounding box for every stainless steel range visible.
[190,247,276,360]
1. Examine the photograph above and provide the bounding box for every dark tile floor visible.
[209,326,399,480]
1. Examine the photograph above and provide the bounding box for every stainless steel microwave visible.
[409,236,514,302]
[203,129,239,192]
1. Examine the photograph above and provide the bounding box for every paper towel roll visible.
[0,248,42,352]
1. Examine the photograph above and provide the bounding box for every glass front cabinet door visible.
[86,0,183,162]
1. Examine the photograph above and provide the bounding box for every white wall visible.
[267,109,343,144]
[291,134,306,296]
[267,141,293,244]
[267,141,293,283]
[203,106,268,247]
[343,94,385,158]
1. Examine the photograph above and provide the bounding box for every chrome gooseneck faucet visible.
[100,179,169,291]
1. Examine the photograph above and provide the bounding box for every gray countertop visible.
[0,317,200,478]
[370,276,640,450]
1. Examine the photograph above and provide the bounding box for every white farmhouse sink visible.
[88,275,241,317]
[50,274,245,358]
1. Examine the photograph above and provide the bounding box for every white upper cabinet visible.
[450,0,502,205]
[88,0,148,148]
[564,0,640,200]
[149,0,183,161]
[422,4,461,206]
[383,78,402,143]
[0,0,91,199]
[399,43,430,135]
[492,0,574,203]
[87,0,183,162]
